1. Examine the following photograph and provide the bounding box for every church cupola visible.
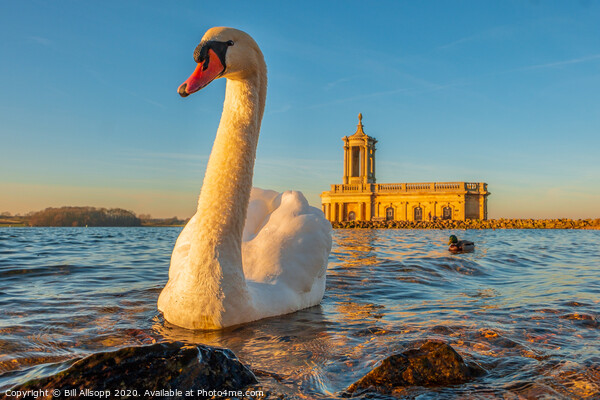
[342,113,377,185]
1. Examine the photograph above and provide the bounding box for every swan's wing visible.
[242,188,332,294]
[242,187,281,242]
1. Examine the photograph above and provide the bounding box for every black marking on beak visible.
[193,40,231,71]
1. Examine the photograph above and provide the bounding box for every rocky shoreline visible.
[3,340,484,400]
[345,341,485,397]
[2,342,258,400]
[332,218,600,230]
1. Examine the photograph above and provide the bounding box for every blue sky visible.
[1,1,599,218]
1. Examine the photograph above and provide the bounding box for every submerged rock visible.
[346,341,485,396]
[6,341,257,399]
[352,326,391,337]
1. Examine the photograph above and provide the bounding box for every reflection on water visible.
[0,228,599,398]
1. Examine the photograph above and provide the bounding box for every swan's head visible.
[178,27,264,97]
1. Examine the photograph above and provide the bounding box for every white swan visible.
[157,27,332,330]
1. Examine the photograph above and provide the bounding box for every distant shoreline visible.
[0,207,189,228]
[332,218,600,230]
[2,218,598,230]
[0,222,186,228]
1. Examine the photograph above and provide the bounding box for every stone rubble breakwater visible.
[332,218,600,230]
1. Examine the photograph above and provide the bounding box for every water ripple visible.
[0,227,599,398]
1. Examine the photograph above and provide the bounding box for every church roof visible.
[349,113,367,138]
[345,113,377,143]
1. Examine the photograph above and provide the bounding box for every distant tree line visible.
[28,207,142,227]
[138,214,189,226]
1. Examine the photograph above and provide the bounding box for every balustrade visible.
[331,182,485,193]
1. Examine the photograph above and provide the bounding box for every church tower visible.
[342,113,377,185]
[322,113,489,223]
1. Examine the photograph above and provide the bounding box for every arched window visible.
[443,206,452,220]
[348,211,356,221]
[414,207,423,221]
[385,207,394,221]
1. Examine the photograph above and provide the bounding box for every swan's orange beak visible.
[178,48,225,97]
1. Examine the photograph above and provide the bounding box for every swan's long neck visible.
[184,64,267,327]
[197,73,266,240]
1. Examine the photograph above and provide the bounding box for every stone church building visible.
[320,114,490,222]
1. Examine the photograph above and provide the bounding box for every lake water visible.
[0,228,599,399]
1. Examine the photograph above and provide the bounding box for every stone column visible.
[350,146,356,178]
[369,150,374,181]
[343,145,349,184]
[483,200,487,220]
[359,147,364,179]
[362,144,368,184]
[479,195,485,220]
[372,149,376,182]
[366,149,370,181]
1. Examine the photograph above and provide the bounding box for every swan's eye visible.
[227,40,234,46]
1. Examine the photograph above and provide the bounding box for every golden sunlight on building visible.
[320,114,490,222]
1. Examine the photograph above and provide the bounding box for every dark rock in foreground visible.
[6,341,257,399]
[346,341,485,396]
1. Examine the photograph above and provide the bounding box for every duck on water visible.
[448,234,475,253]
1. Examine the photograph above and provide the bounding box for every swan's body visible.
[157,27,332,330]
